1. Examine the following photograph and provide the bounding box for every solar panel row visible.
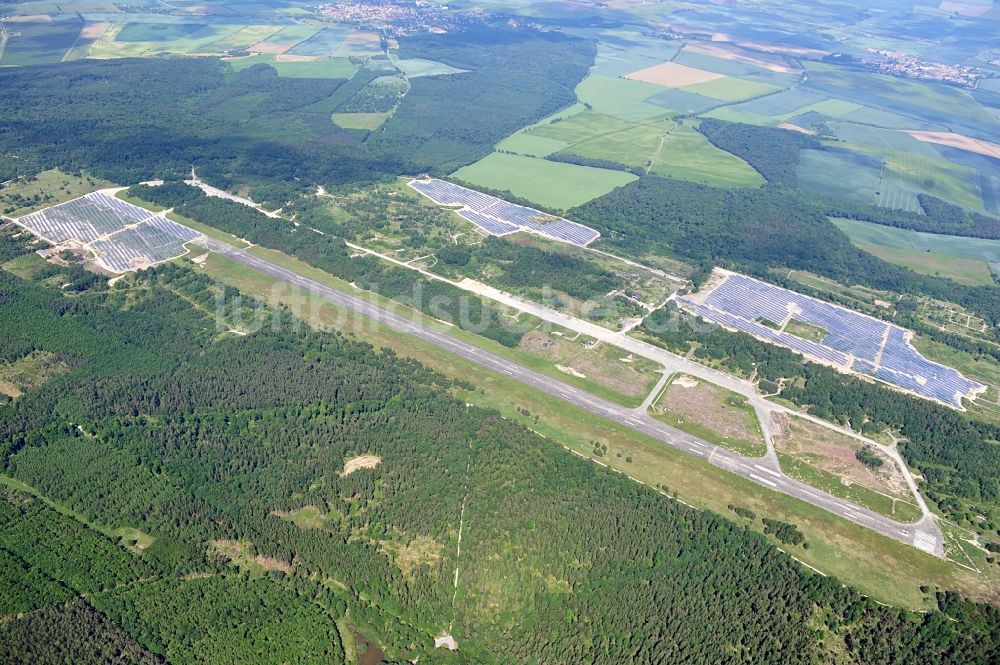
[15,192,202,274]
[679,273,985,408]
[409,178,600,247]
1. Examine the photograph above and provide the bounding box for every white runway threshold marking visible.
[753,464,780,478]
[749,473,778,488]
[912,531,938,554]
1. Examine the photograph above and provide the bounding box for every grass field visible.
[650,374,767,457]
[331,112,391,130]
[527,111,634,143]
[785,319,828,341]
[196,252,994,608]
[0,169,115,216]
[201,24,283,52]
[450,152,636,210]
[495,132,570,157]
[859,243,994,286]
[575,74,666,121]
[560,119,670,168]
[650,123,764,188]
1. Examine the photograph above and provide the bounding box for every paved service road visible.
[197,238,943,556]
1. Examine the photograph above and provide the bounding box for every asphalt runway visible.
[198,238,943,556]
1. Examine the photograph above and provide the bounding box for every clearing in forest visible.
[341,454,381,476]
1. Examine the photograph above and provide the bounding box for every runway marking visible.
[753,464,780,478]
[912,531,938,554]
[749,473,777,488]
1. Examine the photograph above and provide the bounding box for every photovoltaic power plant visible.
[15,192,201,274]
[677,272,985,408]
[408,177,601,246]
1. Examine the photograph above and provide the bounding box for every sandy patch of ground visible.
[672,375,699,388]
[435,633,458,650]
[0,351,70,400]
[685,42,800,74]
[624,61,726,88]
[778,122,815,135]
[904,131,1000,159]
[341,454,381,476]
[771,413,909,497]
[345,29,381,45]
[556,364,587,378]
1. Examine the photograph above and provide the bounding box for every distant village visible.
[316,0,490,35]
[865,49,986,88]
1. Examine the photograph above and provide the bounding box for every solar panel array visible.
[678,273,984,407]
[15,192,201,274]
[408,178,600,247]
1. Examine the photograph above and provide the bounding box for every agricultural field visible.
[833,217,1000,287]
[772,414,923,523]
[649,122,764,188]
[332,112,391,130]
[450,152,636,210]
[649,374,767,457]
[0,18,83,65]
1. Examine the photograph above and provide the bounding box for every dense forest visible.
[1,262,999,663]
[697,119,820,187]
[372,28,594,172]
[641,304,1000,532]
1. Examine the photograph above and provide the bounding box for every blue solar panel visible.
[409,178,600,247]
[679,273,985,407]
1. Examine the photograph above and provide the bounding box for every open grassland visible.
[450,152,636,210]
[650,123,764,188]
[559,118,670,168]
[201,24,283,52]
[251,23,323,54]
[0,351,70,400]
[194,247,997,608]
[650,374,767,457]
[784,319,828,341]
[495,132,570,157]
[1,169,115,216]
[527,111,634,143]
[773,414,922,523]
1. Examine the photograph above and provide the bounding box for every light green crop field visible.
[389,56,466,78]
[700,106,779,126]
[650,123,764,188]
[332,112,391,130]
[495,133,571,157]
[833,217,1000,286]
[680,77,782,102]
[254,23,324,50]
[527,111,634,143]
[227,54,358,78]
[561,120,671,168]
[450,152,637,210]
[575,74,666,121]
